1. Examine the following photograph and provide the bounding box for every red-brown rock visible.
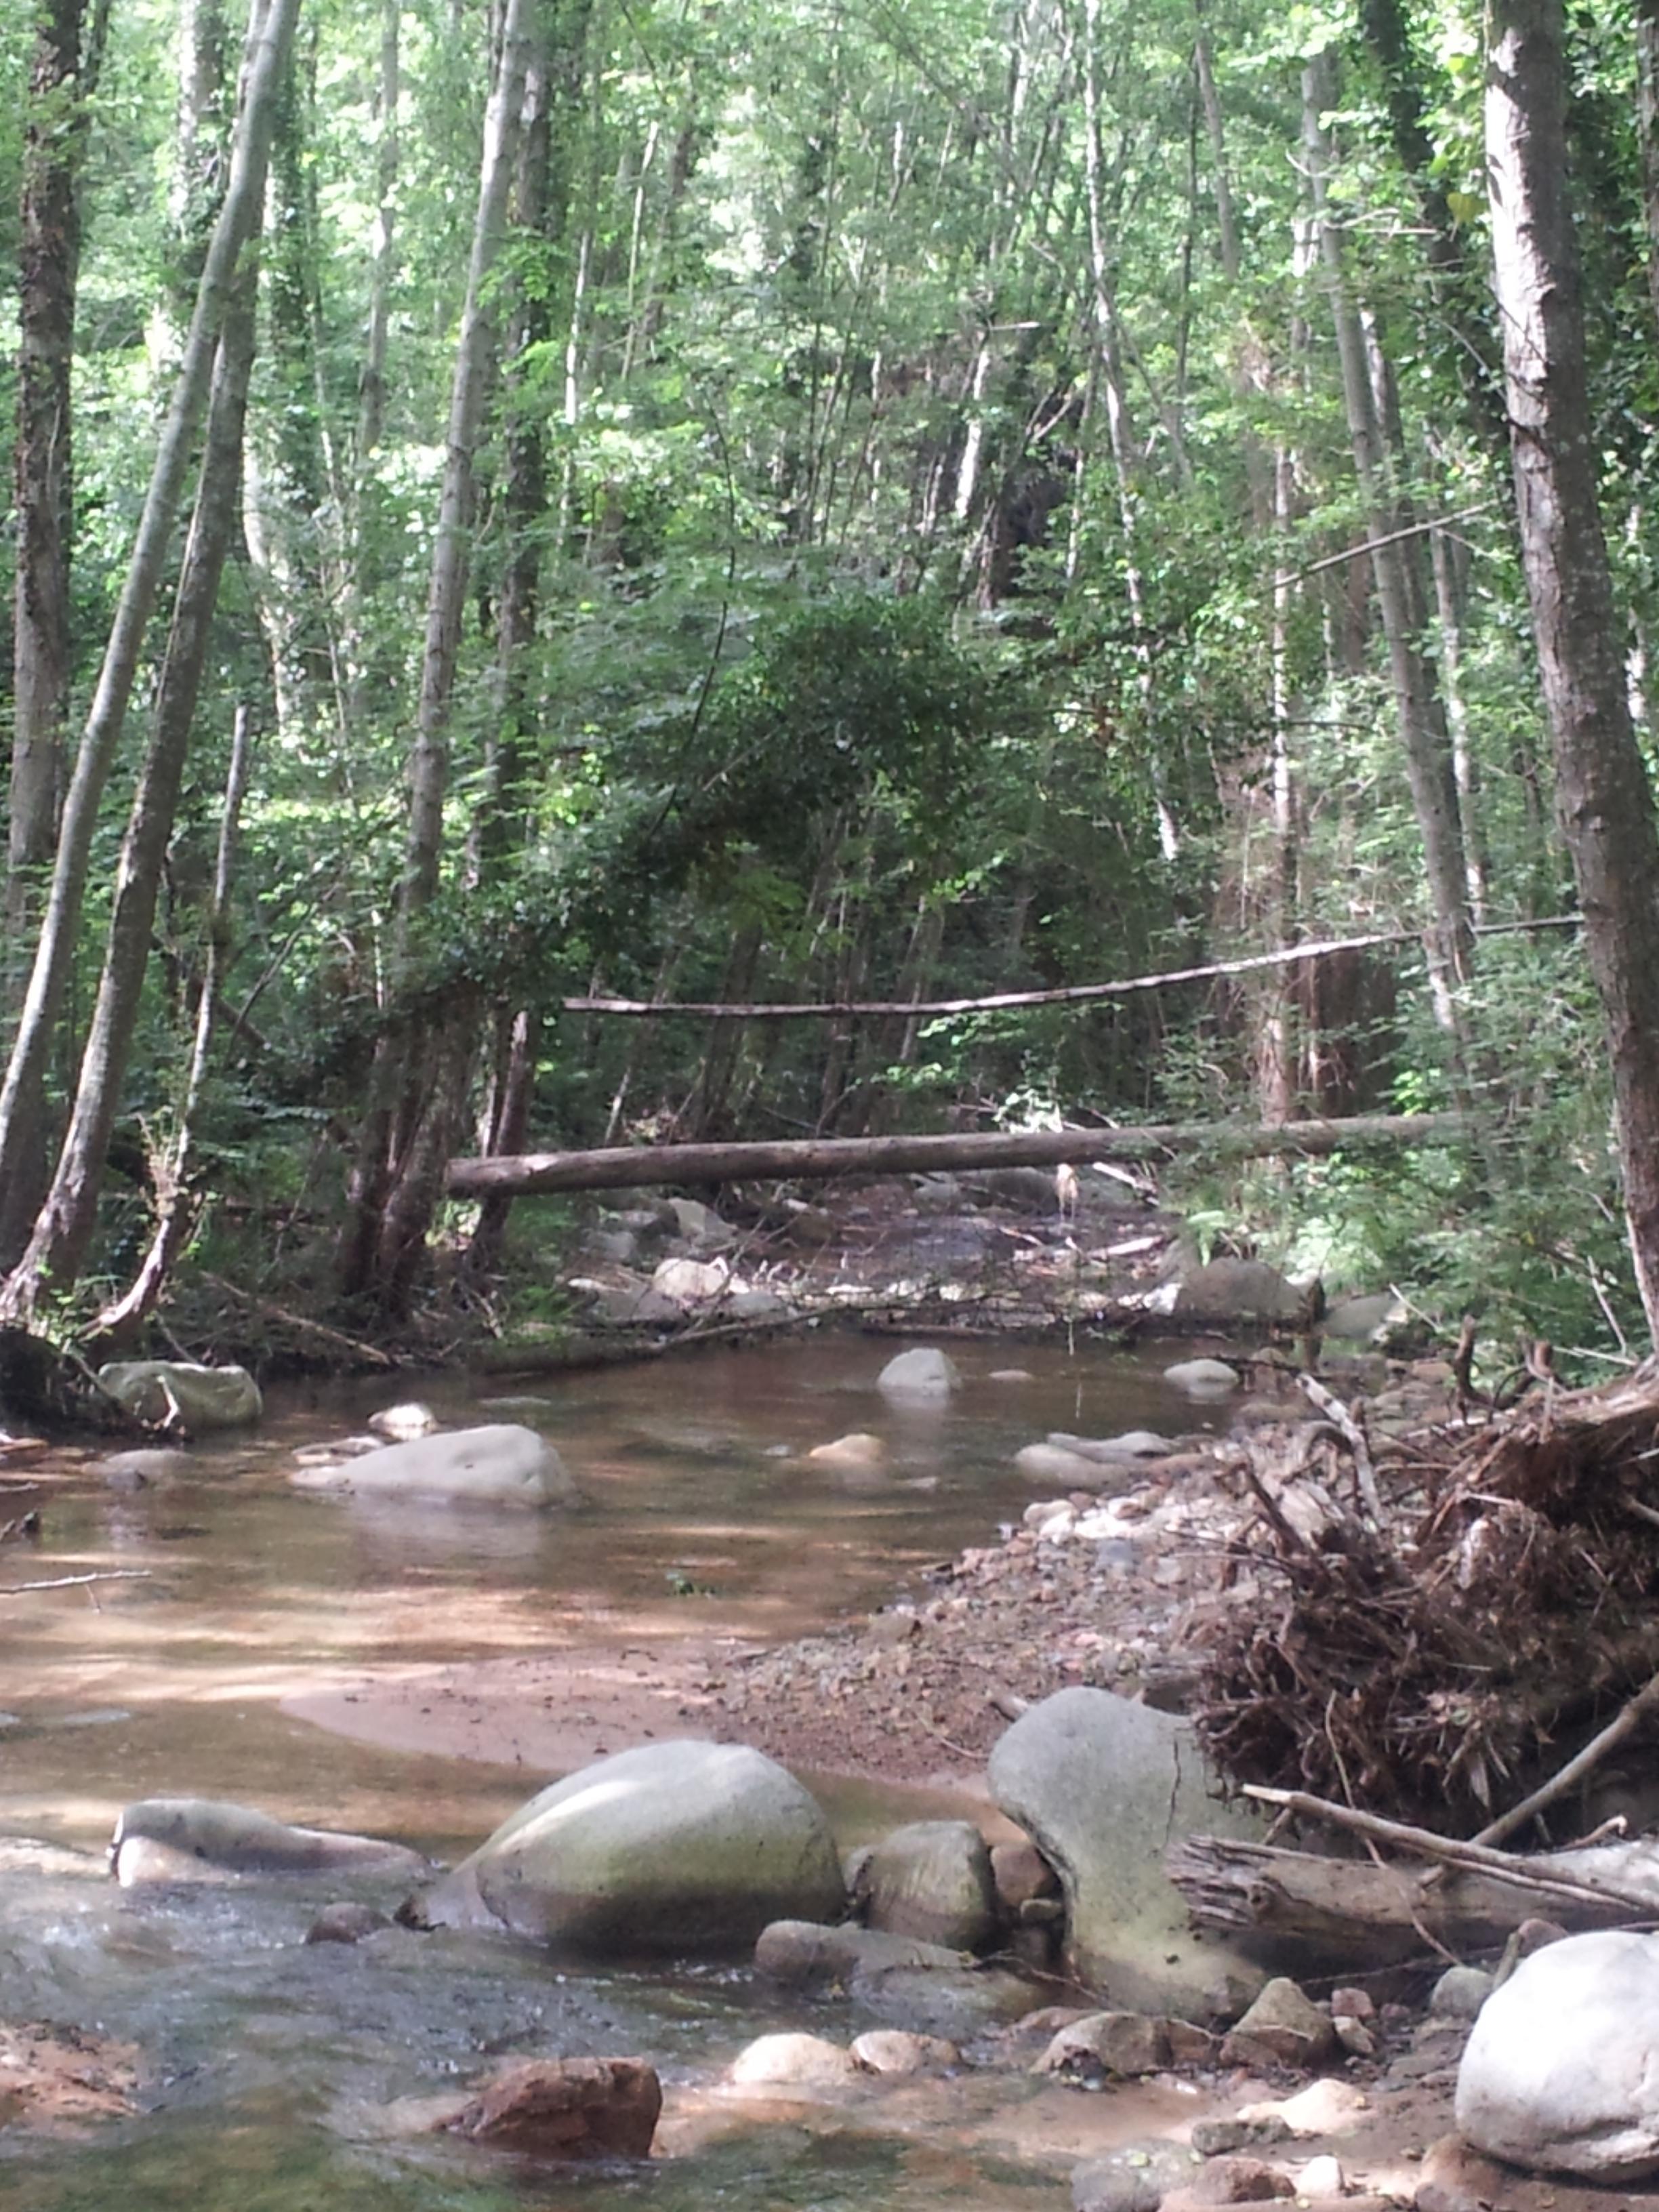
[447,2056,661,2158]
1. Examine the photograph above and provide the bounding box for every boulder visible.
[727,2032,859,2088]
[1015,1443,1126,1488]
[726,1286,790,1320]
[289,1423,573,1506]
[1220,1979,1336,2067]
[1455,1927,1659,2177]
[650,1256,731,1306]
[446,2057,661,2157]
[862,1820,996,1950]
[850,2028,959,2074]
[991,1836,1059,1914]
[755,1919,968,1986]
[1429,1964,1494,2021]
[1168,1258,1303,1324]
[1036,2011,1171,2079]
[1048,1431,1172,1462]
[583,1279,684,1326]
[111,1799,426,1885]
[877,1347,960,1399]
[1162,1358,1241,1398]
[808,1433,886,1469]
[667,1197,732,1250]
[1073,2152,1183,2212]
[987,1686,1268,2016]
[421,1740,844,1955]
[96,1360,261,1431]
[1323,1292,1408,1343]
[305,1901,392,1944]
[367,1401,439,1441]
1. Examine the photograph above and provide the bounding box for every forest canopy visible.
[3,0,1658,1360]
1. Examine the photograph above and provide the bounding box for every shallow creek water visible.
[0,1334,1231,2211]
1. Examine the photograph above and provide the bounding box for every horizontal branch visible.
[559,915,1578,1023]
[446,1112,1465,1197]
[3,1570,155,1594]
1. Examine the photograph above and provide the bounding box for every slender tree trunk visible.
[2,254,264,1313]
[3,0,107,1261]
[1303,49,1472,1026]
[1486,0,1659,1343]
[341,0,536,1305]
[95,701,256,1342]
[0,0,299,1273]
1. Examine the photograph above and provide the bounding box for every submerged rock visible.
[97,1360,262,1431]
[1456,1928,1659,2177]
[807,1432,886,1469]
[851,2028,960,2074]
[1162,1357,1240,1397]
[419,1740,844,1954]
[877,1347,960,1399]
[111,1798,426,1885]
[755,1919,969,1986]
[988,1687,1267,2017]
[445,2056,661,2158]
[289,1422,572,1505]
[367,1401,439,1441]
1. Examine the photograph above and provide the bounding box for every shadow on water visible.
[0,1332,1226,2209]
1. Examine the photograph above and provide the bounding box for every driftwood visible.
[447,1113,1462,1198]
[1167,1827,1659,1965]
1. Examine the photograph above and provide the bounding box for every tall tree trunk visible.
[340,0,536,1306]
[95,700,256,1343]
[1486,0,1659,1343]
[0,0,299,1274]
[3,0,108,1261]
[1303,49,1473,1028]
[2,255,264,1313]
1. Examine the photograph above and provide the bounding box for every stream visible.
[0,1332,1231,2211]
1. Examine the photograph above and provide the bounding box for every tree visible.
[1486,0,1659,1343]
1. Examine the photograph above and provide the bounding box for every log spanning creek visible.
[0,1334,1233,2211]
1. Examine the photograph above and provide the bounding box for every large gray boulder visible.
[1168,1257,1303,1324]
[289,1422,572,1505]
[1456,1930,1659,2177]
[111,1798,426,1886]
[862,1820,997,1950]
[987,1687,1268,2017]
[420,1740,844,1955]
[877,1347,960,1399]
[97,1360,262,1430]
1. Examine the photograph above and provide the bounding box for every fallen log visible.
[1166,1829,1659,1965]
[447,1112,1463,1199]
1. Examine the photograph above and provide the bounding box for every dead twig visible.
[2,1570,155,1594]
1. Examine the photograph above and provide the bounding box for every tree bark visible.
[0,0,299,1272]
[445,1113,1465,1197]
[3,251,264,1311]
[340,0,537,1305]
[1303,49,1473,1029]
[1166,1831,1659,1966]
[1486,0,1659,1345]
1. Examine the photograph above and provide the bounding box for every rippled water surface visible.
[0,1332,1225,2211]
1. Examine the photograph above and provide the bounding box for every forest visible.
[4,0,1659,1372]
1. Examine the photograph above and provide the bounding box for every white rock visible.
[877,1347,960,1399]
[728,2032,858,2087]
[1162,1357,1240,1398]
[1297,2154,1345,2196]
[850,2028,960,2074]
[989,1369,1036,1383]
[367,1401,438,1441]
[97,1361,262,1431]
[808,1433,886,1469]
[289,1423,572,1506]
[1015,1443,1113,1486]
[111,1798,425,1885]
[1047,1431,1170,1461]
[651,1256,731,1305]
[1456,1929,1659,2177]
